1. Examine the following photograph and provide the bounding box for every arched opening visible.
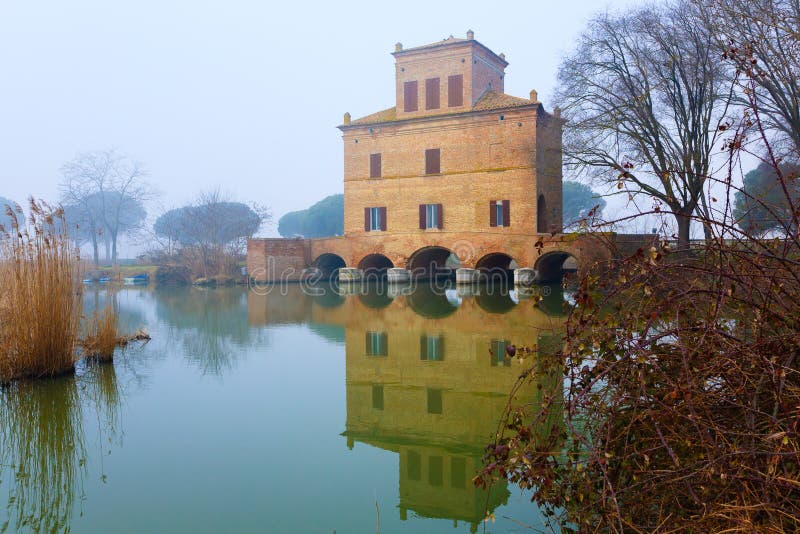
[536,282,573,317]
[311,253,346,280]
[406,284,459,319]
[358,254,394,281]
[475,253,518,286]
[407,246,457,280]
[310,283,345,308]
[476,291,516,314]
[358,284,394,309]
[535,251,579,283]
[537,194,548,233]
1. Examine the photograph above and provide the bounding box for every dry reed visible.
[0,199,82,382]
[81,307,119,362]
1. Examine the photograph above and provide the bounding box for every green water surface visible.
[0,282,567,533]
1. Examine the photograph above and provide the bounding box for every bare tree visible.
[152,189,269,278]
[697,0,800,158]
[556,0,732,247]
[60,149,154,265]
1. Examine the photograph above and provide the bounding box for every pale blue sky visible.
[0,0,643,236]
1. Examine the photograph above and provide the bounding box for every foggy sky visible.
[0,0,641,237]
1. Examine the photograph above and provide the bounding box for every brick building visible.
[342,31,562,243]
[247,33,610,283]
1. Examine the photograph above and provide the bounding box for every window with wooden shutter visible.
[425,148,440,175]
[420,204,442,229]
[372,385,384,410]
[421,335,444,361]
[427,389,443,415]
[425,77,440,110]
[448,74,463,107]
[404,80,418,112]
[502,200,510,227]
[366,331,388,356]
[366,207,384,231]
[369,153,381,178]
[489,201,497,227]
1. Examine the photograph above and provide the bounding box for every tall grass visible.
[0,199,82,382]
[81,307,119,362]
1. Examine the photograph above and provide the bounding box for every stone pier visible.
[386,268,411,283]
[338,268,363,283]
[514,268,537,286]
[455,268,480,285]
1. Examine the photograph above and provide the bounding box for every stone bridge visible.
[246,232,655,284]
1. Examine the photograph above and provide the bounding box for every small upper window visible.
[448,75,464,107]
[369,153,381,178]
[425,78,440,110]
[404,80,418,112]
[425,148,441,175]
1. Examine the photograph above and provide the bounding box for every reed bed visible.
[80,308,119,362]
[0,199,82,382]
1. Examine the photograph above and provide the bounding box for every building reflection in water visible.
[248,281,566,532]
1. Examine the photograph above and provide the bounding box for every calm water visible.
[0,281,568,533]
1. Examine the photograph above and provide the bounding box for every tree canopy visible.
[733,162,800,236]
[60,149,152,265]
[562,181,606,228]
[278,194,343,238]
[153,191,268,277]
[154,201,262,247]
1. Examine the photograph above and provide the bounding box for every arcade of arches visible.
[244,232,653,285]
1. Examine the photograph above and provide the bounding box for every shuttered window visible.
[365,207,387,231]
[366,331,388,356]
[425,148,440,175]
[489,200,510,227]
[448,74,463,107]
[372,385,384,410]
[369,153,381,178]
[419,203,443,229]
[491,339,511,367]
[420,335,445,361]
[425,77,440,110]
[404,80,418,112]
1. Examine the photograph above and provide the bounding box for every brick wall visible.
[246,238,309,282]
[394,38,507,120]
[342,106,550,237]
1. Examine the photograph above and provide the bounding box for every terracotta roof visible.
[350,106,397,125]
[347,91,537,127]
[472,90,535,111]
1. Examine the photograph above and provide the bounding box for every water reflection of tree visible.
[0,362,122,533]
[155,287,267,376]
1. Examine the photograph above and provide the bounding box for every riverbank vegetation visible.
[151,189,269,283]
[479,0,800,531]
[0,200,138,383]
[0,200,82,382]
